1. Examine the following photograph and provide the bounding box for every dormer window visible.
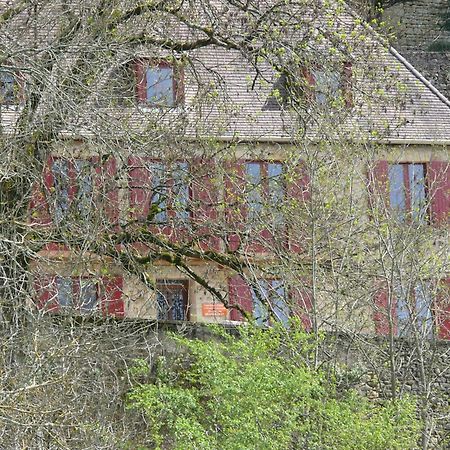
[263,63,352,110]
[135,60,183,107]
[0,70,18,104]
[310,68,341,105]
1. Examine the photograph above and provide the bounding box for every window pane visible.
[312,69,340,105]
[389,164,406,221]
[56,277,73,307]
[156,281,188,321]
[172,291,186,320]
[79,280,97,312]
[270,280,289,327]
[408,164,427,222]
[396,285,411,337]
[0,71,15,103]
[246,162,262,219]
[52,159,70,223]
[415,283,433,338]
[157,291,169,320]
[172,162,190,222]
[146,66,174,106]
[149,162,168,222]
[74,160,93,219]
[252,280,269,326]
[268,163,284,225]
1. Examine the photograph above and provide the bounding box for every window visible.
[52,158,94,223]
[251,279,289,326]
[150,161,190,223]
[129,159,190,224]
[245,161,284,224]
[396,282,433,338]
[156,280,189,321]
[136,60,183,107]
[263,63,351,110]
[389,163,428,222]
[310,68,341,106]
[56,277,98,313]
[0,70,17,104]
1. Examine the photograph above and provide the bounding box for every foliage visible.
[128,324,420,450]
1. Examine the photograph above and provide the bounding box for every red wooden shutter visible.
[101,276,125,317]
[191,157,220,251]
[428,161,449,225]
[373,283,395,336]
[290,285,312,331]
[33,275,58,312]
[228,275,253,321]
[128,156,151,222]
[343,62,353,107]
[225,161,247,251]
[302,67,315,102]
[30,157,53,225]
[174,64,185,105]
[134,60,146,102]
[436,278,450,340]
[92,156,119,227]
[368,160,389,213]
[287,162,310,253]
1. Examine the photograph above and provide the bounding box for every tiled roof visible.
[2,1,450,144]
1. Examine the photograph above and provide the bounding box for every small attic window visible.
[0,70,19,104]
[263,63,352,111]
[135,60,184,107]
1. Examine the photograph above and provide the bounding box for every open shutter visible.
[134,60,146,102]
[174,64,185,106]
[436,278,450,340]
[128,156,151,222]
[228,275,253,321]
[191,157,220,251]
[428,161,449,225]
[290,285,312,331]
[33,275,58,312]
[373,283,395,336]
[343,62,353,107]
[225,160,247,251]
[101,276,124,317]
[92,156,119,228]
[302,67,316,102]
[287,161,310,253]
[30,157,53,225]
[368,160,389,214]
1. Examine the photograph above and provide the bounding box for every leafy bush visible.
[128,324,419,449]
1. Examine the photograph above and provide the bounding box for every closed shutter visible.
[191,157,220,251]
[128,156,151,221]
[101,276,125,317]
[228,275,253,321]
[436,278,450,340]
[92,156,119,227]
[290,285,312,331]
[373,283,396,336]
[29,157,53,225]
[428,161,449,225]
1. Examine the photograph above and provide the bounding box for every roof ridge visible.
[389,46,450,110]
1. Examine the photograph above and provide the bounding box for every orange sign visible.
[202,303,228,317]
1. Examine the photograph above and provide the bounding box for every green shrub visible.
[128,324,419,449]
